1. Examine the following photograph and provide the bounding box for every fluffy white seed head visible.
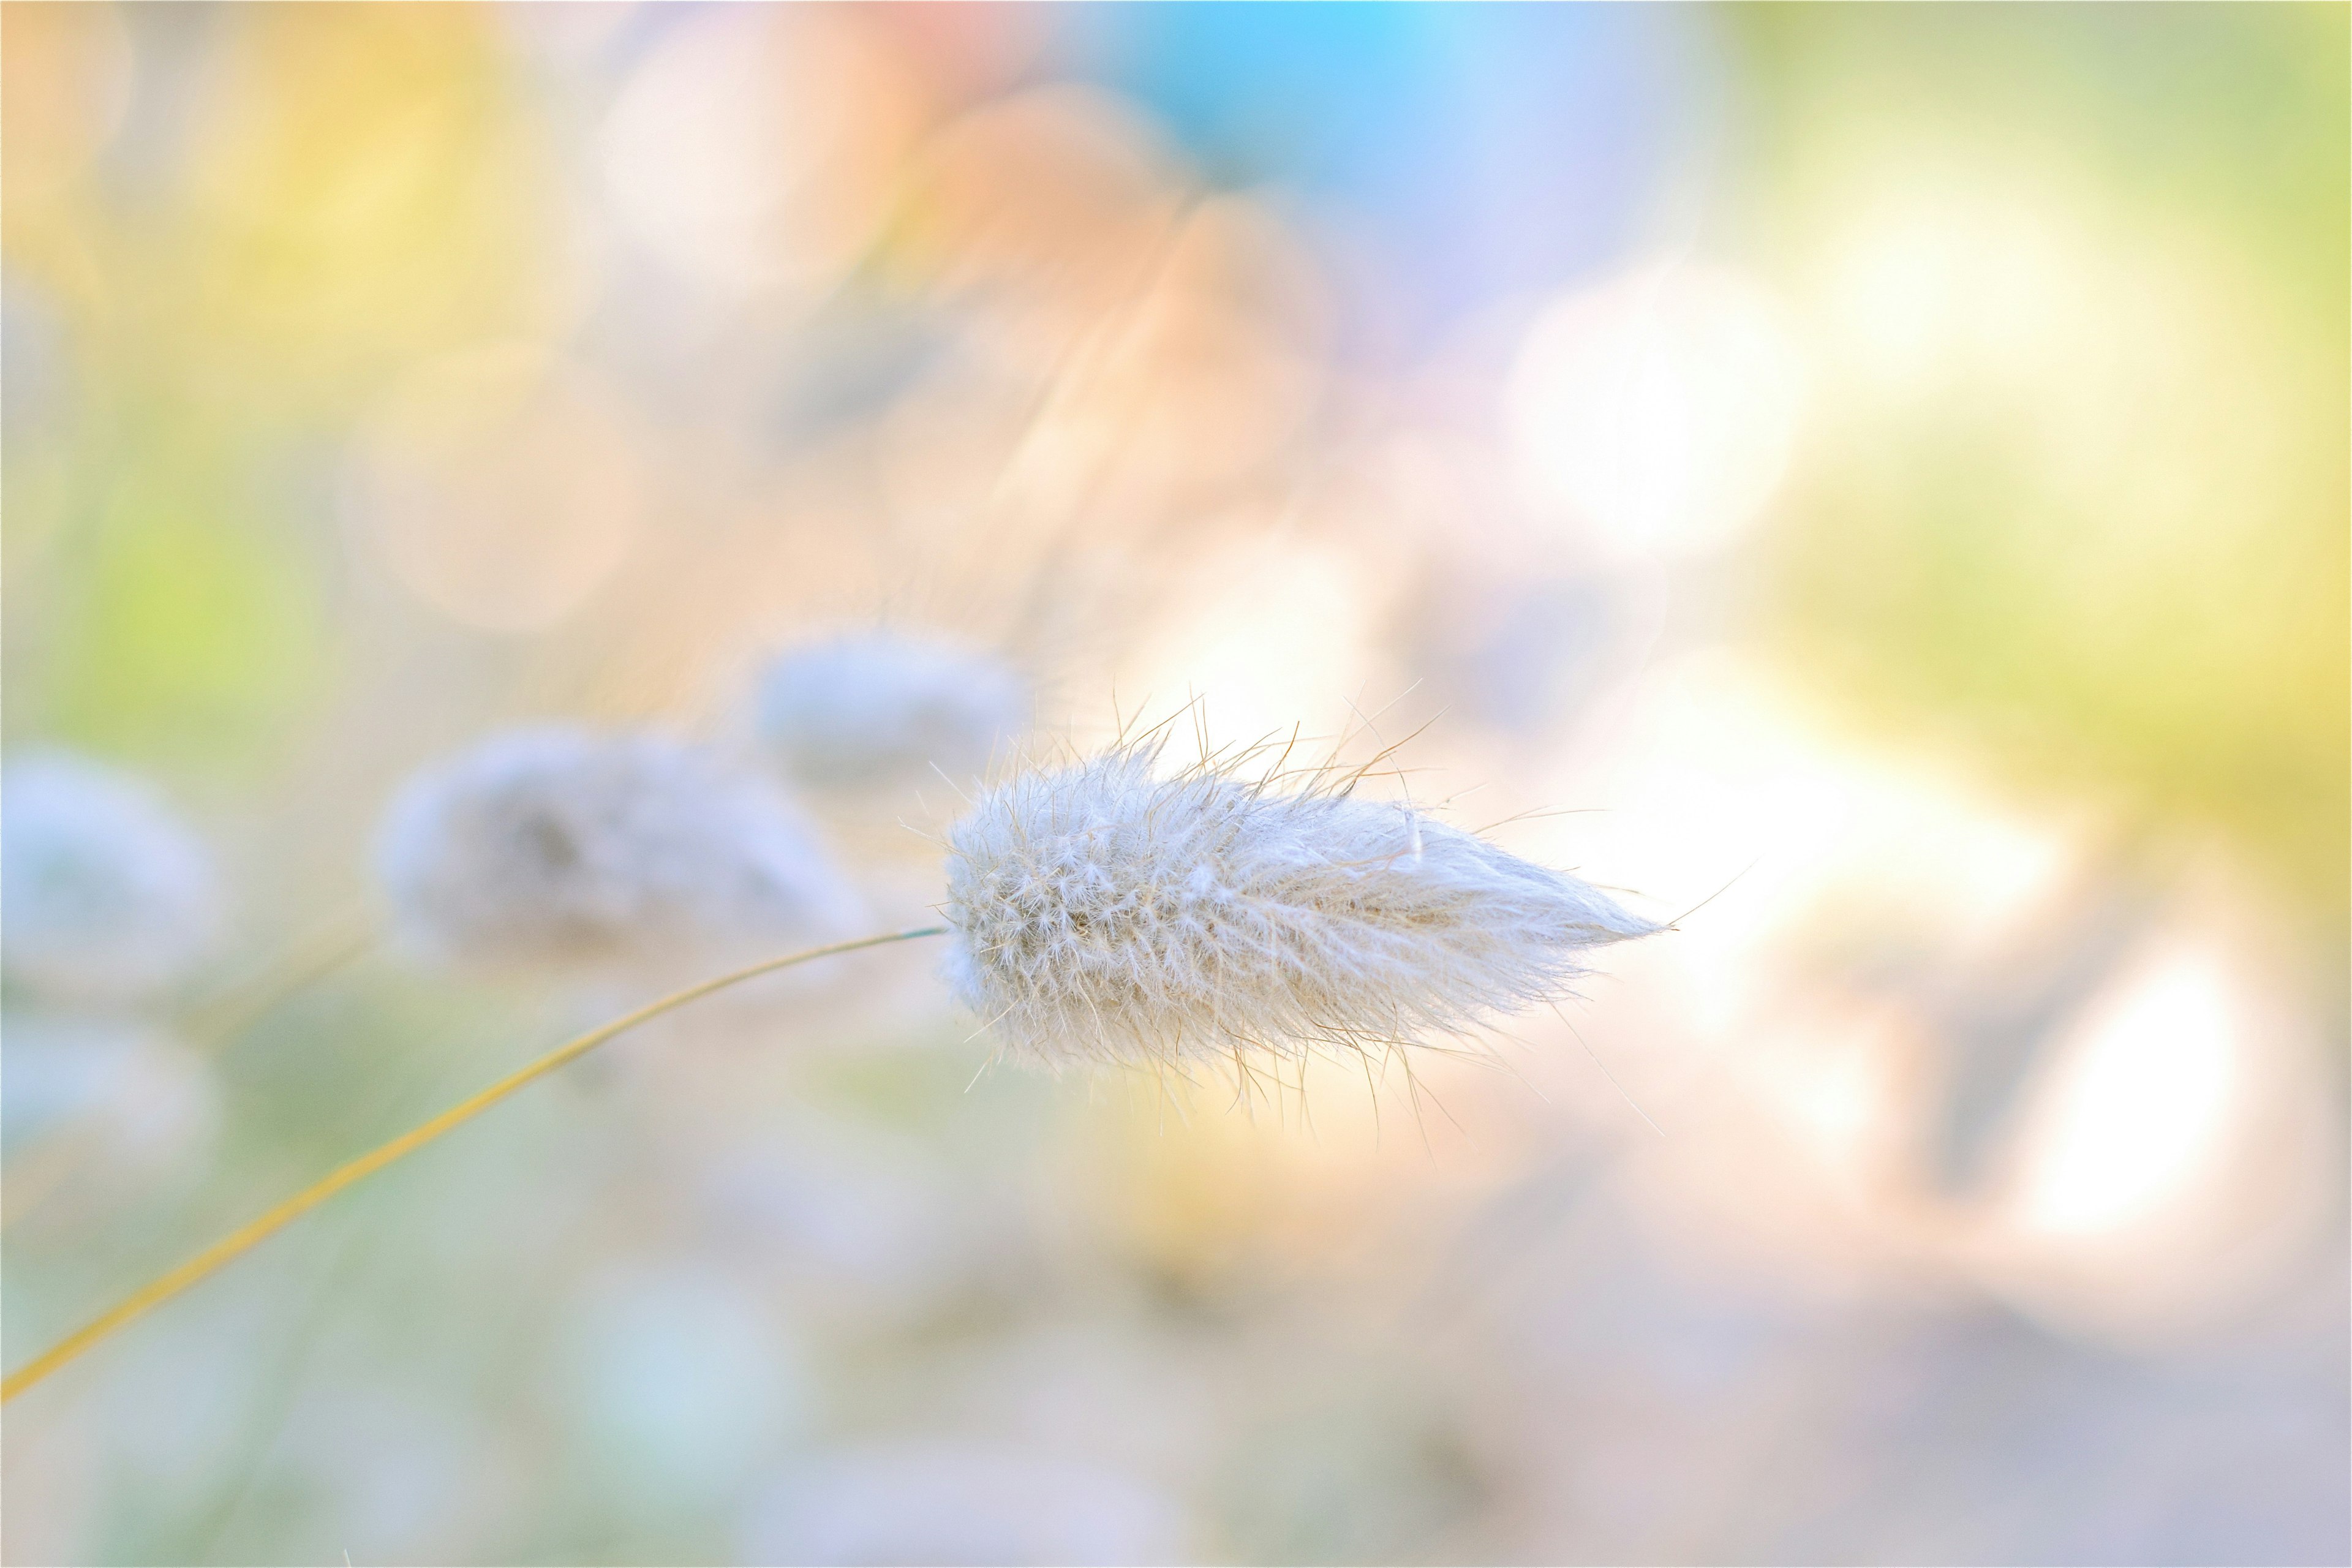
[753,632,1030,790]
[375,726,862,973]
[1,750,224,1006]
[942,744,1656,1071]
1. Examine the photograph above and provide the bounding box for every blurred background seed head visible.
[2,4,2344,1564]
[1,749,222,1007]
[750,630,1031,794]
[372,724,864,978]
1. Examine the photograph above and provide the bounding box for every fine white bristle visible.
[941,741,1656,1071]
[375,725,862,973]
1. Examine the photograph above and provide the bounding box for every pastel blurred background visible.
[4,4,2346,1564]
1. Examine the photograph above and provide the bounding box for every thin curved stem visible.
[2,925,949,1404]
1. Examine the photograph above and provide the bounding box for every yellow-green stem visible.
[2,925,949,1404]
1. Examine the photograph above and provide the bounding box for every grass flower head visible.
[753,631,1030,790]
[942,738,1655,1072]
[1,750,224,1006]
[375,726,862,972]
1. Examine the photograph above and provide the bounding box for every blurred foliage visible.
[1,2,561,767]
[35,421,331,762]
[3,5,561,409]
[1735,4,2349,922]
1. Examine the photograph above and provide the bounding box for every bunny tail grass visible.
[1,925,948,1404]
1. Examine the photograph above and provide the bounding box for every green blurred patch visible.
[1738,4,2350,921]
[1776,418,2346,916]
[43,432,331,763]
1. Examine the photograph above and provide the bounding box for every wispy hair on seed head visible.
[939,701,1657,1088]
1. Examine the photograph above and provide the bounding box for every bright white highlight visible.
[1819,189,2086,393]
[1508,261,1806,560]
[2007,947,2242,1242]
[599,7,910,299]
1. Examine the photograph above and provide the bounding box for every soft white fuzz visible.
[375,726,862,971]
[942,745,1656,1070]
[1,750,224,1006]
[753,632,1030,789]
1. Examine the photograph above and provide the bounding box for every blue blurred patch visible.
[1051,3,1709,337]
